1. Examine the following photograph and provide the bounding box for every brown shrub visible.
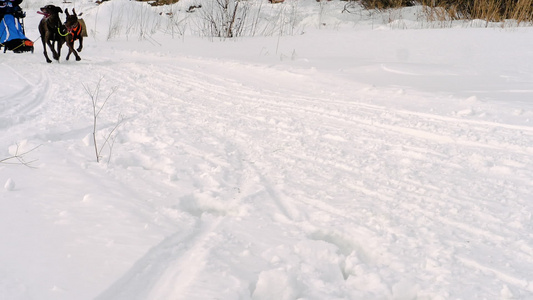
[361,0,533,22]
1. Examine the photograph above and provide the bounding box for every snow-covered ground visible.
[1,0,532,299]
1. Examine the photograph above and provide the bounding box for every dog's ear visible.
[56,6,64,14]
[65,8,69,16]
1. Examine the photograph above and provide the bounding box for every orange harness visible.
[69,24,82,40]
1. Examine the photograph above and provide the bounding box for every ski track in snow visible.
[2,10,533,300]
[39,57,533,298]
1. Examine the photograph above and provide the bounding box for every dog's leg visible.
[73,40,81,61]
[66,39,72,60]
[66,36,81,61]
[47,37,59,61]
[41,36,52,63]
[39,23,52,63]
[70,45,81,61]
[53,42,60,61]
[56,40,63,61]
[77,36,83,53]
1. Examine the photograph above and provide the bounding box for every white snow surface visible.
[1,0,533,299]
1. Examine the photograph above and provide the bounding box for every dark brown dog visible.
[64,8,83,61]
[38,5,66,63]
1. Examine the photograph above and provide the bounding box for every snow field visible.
[1,0,533,299]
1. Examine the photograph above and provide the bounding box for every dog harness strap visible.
[57,27,68,37]
[66,24,82,40]
[72,24,82,37]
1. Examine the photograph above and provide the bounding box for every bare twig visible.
[83,78,121,163]
[0,143,40,168]
[100,114,125,164]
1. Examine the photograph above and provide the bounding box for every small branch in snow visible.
[0,143,40,168]
[83,77,123,163]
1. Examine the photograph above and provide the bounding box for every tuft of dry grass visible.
[510,0,533,24]
[359,0,532,24]
[420,0,533,23]
[136,0,180,7]
[359,0,416,10]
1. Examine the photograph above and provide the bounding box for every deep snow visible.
[1,0,532,299]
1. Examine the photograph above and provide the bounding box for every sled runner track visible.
[93,61,532,206]
[457,256,533,293]
[143,218,224,300]
[96,217,221,300]
[87,59,533,155]
[0,66,48,122]
[170,63,533,290]
[76,60,533,298]
[93,62,532,186]
[147,62,532,153]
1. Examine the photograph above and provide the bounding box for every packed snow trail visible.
[2,5,533,299]
[3,46,532,299]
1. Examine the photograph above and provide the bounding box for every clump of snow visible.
[4,178,15,191]
[252,269,299,300]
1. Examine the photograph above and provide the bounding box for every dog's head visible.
[39,5,63,18]
[64,8,83,30]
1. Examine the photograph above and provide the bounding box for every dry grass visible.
[510,0,533,24]
[362,0,532,23]
[429,0,532,22]
[136,0,180,7]
[359,0,416,10]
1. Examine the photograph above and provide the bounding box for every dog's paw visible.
[77,47,83,52]
[76,57,81,61]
